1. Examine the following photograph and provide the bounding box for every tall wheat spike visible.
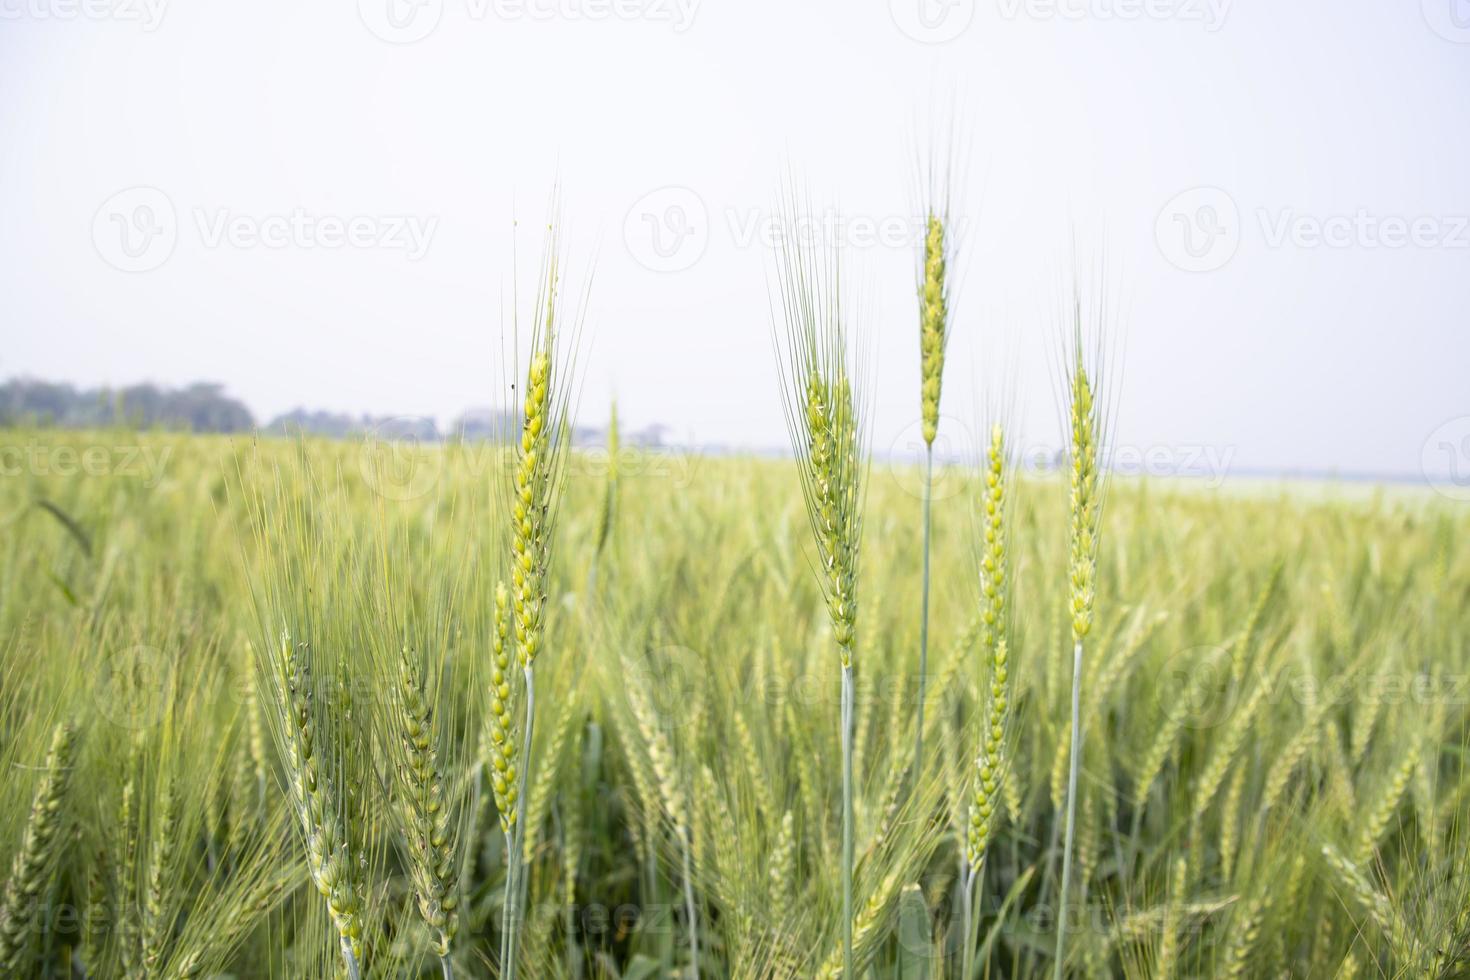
[0,723,78,972]
[388,645,460,971]
[501,224,578,980]
[773,194,868,979]
[265,630,366,978]
[961,421,1012,980]
[913,187,954,777]
[1055,293,1106,980]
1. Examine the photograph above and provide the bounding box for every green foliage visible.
[1,426,1468,978]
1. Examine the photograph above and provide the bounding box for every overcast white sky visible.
[2,0,1468,481]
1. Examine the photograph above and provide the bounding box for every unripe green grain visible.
[1068,359,1099,644]
[919,215,948,446]
[0,722,78,972]
[966,430,1013,879]
[270,632,365,969]
[390,646,459,958]
[486,582,520,833]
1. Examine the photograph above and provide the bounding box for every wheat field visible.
[0,424,1467,978]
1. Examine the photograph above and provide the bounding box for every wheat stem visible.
[504,663,536,980]
[915,443,934,777]
[961,864,978,980]
[1055,640,1084,980]
[340,934,361,980]
[840,662,855,979]
[679,824,699,979]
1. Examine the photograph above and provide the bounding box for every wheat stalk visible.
[388,645,460,970]
[1055,310,1104,980]
[501,229,577,980]
[0,722,78,973]
[587,398,619,597]
[961,421,1012,980]
[624,659,699,977]
[1260,697,1328,816]
[264,630,366,978]
[913,204,952,778]
[773,200,868,979]
[1353,737,1420,865]
[143,772,180,972]
[1221,891,1265,979]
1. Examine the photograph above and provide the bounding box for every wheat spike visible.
[0,723,79,972]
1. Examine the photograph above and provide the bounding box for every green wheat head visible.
[774,219,867,667]
[920,214,948,445]
[0,722,78,972]
[968,422,1011,869]
[512,341,554,668]
[390,645,459,955]
[486,581,520,832]
[270,630,366,961]
[1068,349,1100,643]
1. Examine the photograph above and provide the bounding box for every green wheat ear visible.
[967,422,1011,870]
[486,581,520,832]
[960,421,1012,980]
[920,214,948,445]
[271,631,365,968]
[0,722,79,972]
[1068,354,1099,642]
[804,366,861,663]
[512,347,553,668]
[773,200,867,980]
[1055,307,1108,980]
[390,645,459,957]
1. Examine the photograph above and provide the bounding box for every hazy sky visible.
[3,0,1468,483]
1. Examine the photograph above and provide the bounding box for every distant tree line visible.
[0,377,674,449]
[0,378,254,433]
[0,377,518,441]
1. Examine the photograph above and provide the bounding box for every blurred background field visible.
[2,426,1468,977]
